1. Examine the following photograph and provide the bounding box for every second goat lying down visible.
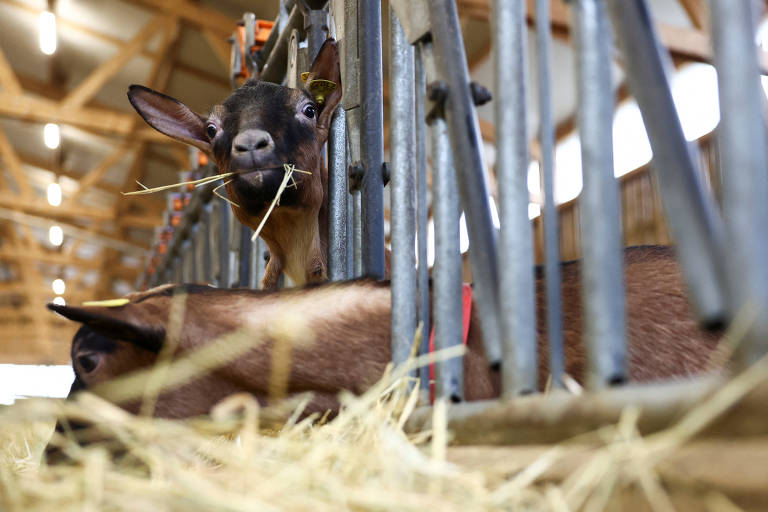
[49,246,721,421]
[128,40,343,290]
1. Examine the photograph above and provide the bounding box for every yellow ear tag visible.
[82,298,130,307]
[300,72,310,84]
[307,79,337,105]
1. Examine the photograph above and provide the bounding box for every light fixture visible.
[39,11,56,55]
[49,225,63,246]
[43,123,60,149]
[52,278,65,295]
[47,182,62,206]
[52,296,66,306]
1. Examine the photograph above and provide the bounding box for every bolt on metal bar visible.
[430,113,464,402]
[606,0,729,328]
[389,8,418,368]
[709,0,768,366]
[328,106,348,280]
[572,0,627,388]
[535,0,564,387]
[493,0,537,395]
[414,42,431,393]
[427,1,503,367]
[359,0,386,278]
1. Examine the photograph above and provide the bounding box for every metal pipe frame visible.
[260,5,303,84]
[430,111,464,402]
[493,0,537,395]
[358,0,386,278]
[428,0,503,368]
[606,0,729,328]
[389,8,418,368]
[708,0,768,366]
[535,0,565,387]
[328,107,348,281]
[572,0,627,388]
[414,42,431,393]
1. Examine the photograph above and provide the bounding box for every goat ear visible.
[306,39,342,133]
[48,303,165,353]
[127,85,211,154]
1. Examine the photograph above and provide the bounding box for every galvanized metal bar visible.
[197,204,212,283]
[389,8,418,368]
[260,5,303,84]
[414,42,431,393]
[606,0,729,328]
[250,236,265,289]
[238,224,251,287]
[535,0,564,387]
[228,210,240,287]
[709,0,768,366]
[358,0,386,278]
[209,201,221,286]
[303,5,328,63]
[353,190,362,277]
[493,0,537,395]
[328,106,348,281]
[427,2,503,367]
[572,0,627,388]
[430,113,464,402]
[218,198,231,288]
[346,191,355,278]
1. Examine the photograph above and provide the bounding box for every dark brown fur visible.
[49,246,721,422]
[127,40,342,289]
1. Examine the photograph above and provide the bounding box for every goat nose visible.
[233,129,274,154]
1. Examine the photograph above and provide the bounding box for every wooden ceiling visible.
[0,0,741,364]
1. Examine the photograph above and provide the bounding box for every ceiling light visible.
[52,296,66,306]
[49,225,63,246]
[39,11,56,55]
[43,123,60,149]
[52,278,65,295]
[47,182,62,206]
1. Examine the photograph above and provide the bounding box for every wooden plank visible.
[61,16,169,110]
[121,0,237,36]
[0,125,33,198]
[0,46,22,96]
[678,0,709,30]
[201,28,232,70]
[70,142,136,202]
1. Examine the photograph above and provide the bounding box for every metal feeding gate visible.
[139,0,768,412]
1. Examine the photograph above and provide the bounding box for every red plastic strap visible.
[429,283,473,404]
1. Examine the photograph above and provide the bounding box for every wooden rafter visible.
[202,29,232,70]
[120,0,236,36]
[70,142,136,203]
[678,0,709,30]
[0,124,33,198]
[0,46,22,96]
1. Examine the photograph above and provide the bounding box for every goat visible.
[128,40,343,290]
[48,246,721,423]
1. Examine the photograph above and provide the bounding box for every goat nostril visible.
[234,143,249,153]
[255,138,270,150]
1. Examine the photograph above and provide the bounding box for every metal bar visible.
[389,8,418,368]
[260,5,303,84]
[228,210,240,287]
[415,42,431,394]
[535,0,564,387]
[709,0,768,366]
[251,236,266,289]
[606,0,729,328]
[238,224,251,287]
[197,204,212,283]
[346,190,355,278]
[303,6,328,63]
[218,198,231,288]
[427,2,503,366]
[493,0,537,395]
[328,107,348,281]
[572,0,627,388]
[181,238,194,283]
[430,113,464,402]
[359,0,385,278]
[353,190,362,277]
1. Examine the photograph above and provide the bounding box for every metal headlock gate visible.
[139,0,768,407]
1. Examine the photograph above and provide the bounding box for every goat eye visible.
[302,104,316,119]
[77,354,98,373]
[205,123,218,138]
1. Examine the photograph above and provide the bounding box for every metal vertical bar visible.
[346,191,355,278]
[353,191,363,277]
[359,0,385,278]
[605,0,729,327]
[573,0,627,388]
[218,199,231,288]
[197,205,212,284]
[228,211,240,288]
[430,115,464,402]
[238,224,251,287]
[389,8,418,368]
[709,0,768,366]
[414,42,431,393]
[535,0,564,387]
[493,0,537,394]
[250,236,266,289]
[328,107,348,281]
[428,0,503,367]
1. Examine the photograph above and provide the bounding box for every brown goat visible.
[48,246,721,421]
[128,40,343,290]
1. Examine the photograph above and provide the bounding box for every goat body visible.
[128,40,343,290]
[49,246,721,420]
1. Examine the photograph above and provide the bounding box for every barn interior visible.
[0,0,757,395]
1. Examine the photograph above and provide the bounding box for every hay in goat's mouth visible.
[250,164,309,242]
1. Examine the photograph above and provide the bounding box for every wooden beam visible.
[201,28,232,70]
[0,125,33,197]
[678,0,709,30]
[0,46,22,96]
[0,192,116,221]
[120,0,237,36]
[70,142,136,203]
[61,16,170,110]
